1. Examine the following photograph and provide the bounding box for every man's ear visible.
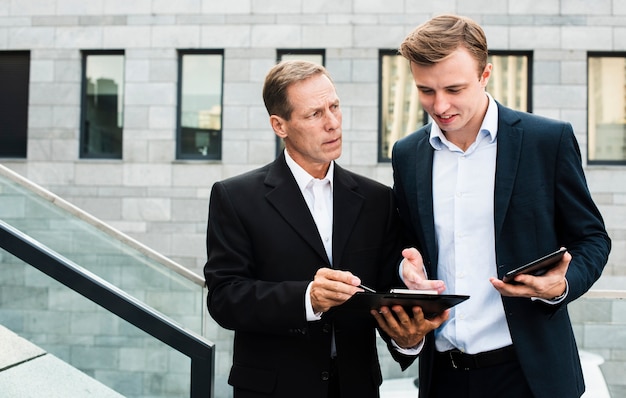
[480,63,492,88]
[270,115,287,139]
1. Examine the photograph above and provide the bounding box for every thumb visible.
[402,247,422,264]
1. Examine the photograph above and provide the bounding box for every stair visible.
[0,325,124,397]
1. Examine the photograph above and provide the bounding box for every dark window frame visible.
[487,50,533,113]
[276,49,326,65]
[587,51,626,166]
[79,49,125,159]
[0,50,30,158]
[377,50,533,163]
[176,49,224,161]
[377,49,428,163]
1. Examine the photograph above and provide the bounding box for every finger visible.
[412,279,446,293]
[370,307,395,334]
[402,247,422,262]
[401,262,423,289]
[391,305,414,326]
[376,306,401,328]
[560,249,572,265]
[490,276,538,298]
[489,277,519,297]
[426,309,450,328]
[325,269,361,287]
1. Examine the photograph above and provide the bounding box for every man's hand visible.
[310,268,362,313]
[401,248,445,293]
[371,305,449,349]
[490,250,571,300]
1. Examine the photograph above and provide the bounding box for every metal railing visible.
[0,219,215,398]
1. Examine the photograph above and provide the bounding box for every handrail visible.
[0,163,205,287]
[0,219,214,398]
[583,289,626,299]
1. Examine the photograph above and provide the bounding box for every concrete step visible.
[0,325,124,398]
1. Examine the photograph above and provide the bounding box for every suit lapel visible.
[332,165,364,267]
[264,154,330,264]
[494,104,523,240]
[413,131,438,274]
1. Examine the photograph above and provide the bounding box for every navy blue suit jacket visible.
[391,103,610,398]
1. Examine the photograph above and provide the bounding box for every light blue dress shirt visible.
[429,94,514,354]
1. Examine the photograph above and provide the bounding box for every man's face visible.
[410,47,491,138]
[271,73,342,178]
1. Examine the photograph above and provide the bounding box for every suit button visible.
[322,323,331,333]
[321,371,330,381]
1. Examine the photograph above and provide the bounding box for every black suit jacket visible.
[392,103,610,398]
[204,152,414,398]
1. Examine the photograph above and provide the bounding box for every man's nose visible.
[325,110,341,130]
[432,94,450,115]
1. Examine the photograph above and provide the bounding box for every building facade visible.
[0,3,624,272]
[2,1,626,396]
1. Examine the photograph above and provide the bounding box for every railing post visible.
[190,351,215,398]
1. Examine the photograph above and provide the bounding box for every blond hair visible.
[399,14,488,76]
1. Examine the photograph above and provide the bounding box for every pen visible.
[358,284,376,293]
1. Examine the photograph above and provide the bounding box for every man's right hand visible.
[401,248,446,293]
[310,267,362,313]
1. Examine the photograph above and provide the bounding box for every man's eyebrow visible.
[416,83,467,90]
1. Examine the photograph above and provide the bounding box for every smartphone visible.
[502,247,567,283]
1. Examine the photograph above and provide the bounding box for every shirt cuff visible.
[305,282,323,321]
[531,278,569,304]
[391,336,425,355]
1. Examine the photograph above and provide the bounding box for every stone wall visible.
[0,0,623,277]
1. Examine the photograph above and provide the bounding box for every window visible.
[275,50,325,156]
[588,53,626,164]
[378,51,531,162]
[177,50,224,160]
[277,49,325,65]
[0,51,30,158]
[80,51,124,159]
[487,51,532,112]
[378,50,426,161]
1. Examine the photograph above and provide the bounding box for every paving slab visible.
[0,325,124,398]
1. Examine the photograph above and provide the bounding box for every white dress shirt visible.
[283,149,334,321]
[285,150,420,356]
[429,94,514,354]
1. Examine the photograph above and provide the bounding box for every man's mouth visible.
[437,114,456,123]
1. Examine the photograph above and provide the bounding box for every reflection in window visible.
[379,51,425,161]
[0,51,30,158]
[80,52,124,159]
[377,51,532,162]
[487,51,531,112]
[588,54,626,163]
[275,50,325,156]
[277,50,325,66]
[177,51,223,160]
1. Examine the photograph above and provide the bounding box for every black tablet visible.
[502,247,567,283]
[339,291,469,318]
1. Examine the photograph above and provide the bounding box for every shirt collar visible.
[284,149,334,193]
[429,92,499,150]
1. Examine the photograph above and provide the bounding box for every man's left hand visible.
[489,250,571,300]
[371,305,449,349]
